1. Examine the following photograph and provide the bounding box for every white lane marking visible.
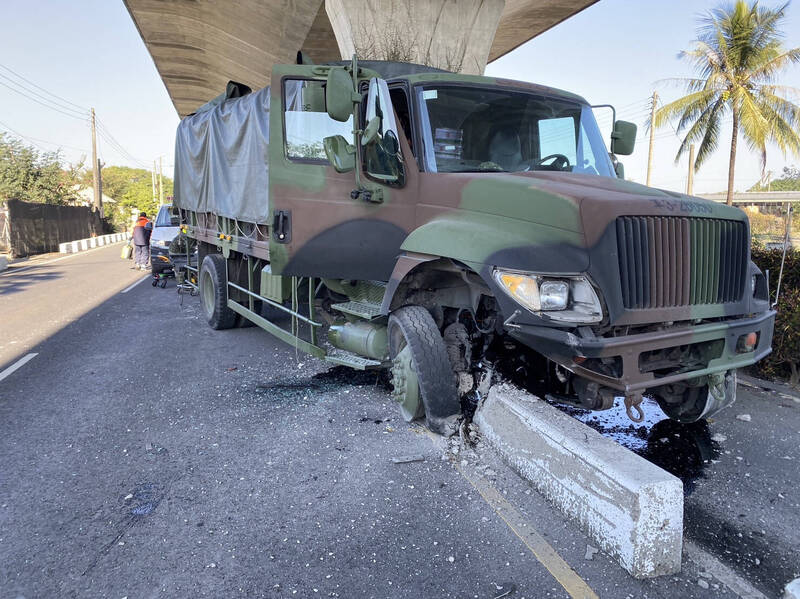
[121,275,150,294]
[684,540,768,599]
[1,241,127,275]
[0,353,38,383]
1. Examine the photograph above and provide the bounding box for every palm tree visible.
[655,0,800,204]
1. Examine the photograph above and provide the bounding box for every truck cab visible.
[176,59,775,434]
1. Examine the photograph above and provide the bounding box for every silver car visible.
[149,204,180,274]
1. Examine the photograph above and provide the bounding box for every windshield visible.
[155,205,179,227]
[415,85,614,177]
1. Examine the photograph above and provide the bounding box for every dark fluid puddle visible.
[253,366,390,403]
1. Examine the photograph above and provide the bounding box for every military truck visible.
[173,57,775,435]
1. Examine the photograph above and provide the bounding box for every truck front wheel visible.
[654,371,737,423]
[387,306,461,436]
[199,254,237,330]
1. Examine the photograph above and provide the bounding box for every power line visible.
[0,62,88,113]
[95,125,149,168]
[0,79,89,122]
[0,72,87,119]
[0,119,89,161]
[0,63,153,169]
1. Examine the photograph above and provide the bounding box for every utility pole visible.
[97,159,104,219]
[687,144,695,196]
[90,108,102,215]
[646,91,658,187]
[158,156,164,205]
[152,161,157,202]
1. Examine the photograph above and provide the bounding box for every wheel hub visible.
[200,270,214,317]
[390,344,422,422]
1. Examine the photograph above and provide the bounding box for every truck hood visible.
[459,170,745,243]
[514,171,746,246]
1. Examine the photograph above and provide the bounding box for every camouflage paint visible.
[181,61,776,399]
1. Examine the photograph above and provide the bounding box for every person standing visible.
[132,212,152,270]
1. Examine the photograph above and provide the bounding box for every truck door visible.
[268,65,418,281]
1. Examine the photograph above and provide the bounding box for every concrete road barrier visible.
[59,233,130,254]
[475,384,683,579]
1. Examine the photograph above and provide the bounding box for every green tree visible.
[89,165,173,227]
[749,165,800,190]
[655,1,800,204]
[0,133,84,204]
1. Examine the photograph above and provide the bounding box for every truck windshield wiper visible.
[447,167,508,173]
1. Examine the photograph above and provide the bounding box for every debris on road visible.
[584,545,599,560]
[736,414,752,422]
[391,454,425,464]
[491,581,517,598]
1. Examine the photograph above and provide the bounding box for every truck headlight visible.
[493,270,603,323]
[539,280,569,310]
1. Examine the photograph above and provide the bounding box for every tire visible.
[387,305,461,436]
[235,312,256,328]
[199,254,236,330]
[654,371,737,423]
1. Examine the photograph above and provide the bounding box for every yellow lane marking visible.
[455,461,599,599]
[420,428,598,599]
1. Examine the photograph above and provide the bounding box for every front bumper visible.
[509,310,776,393]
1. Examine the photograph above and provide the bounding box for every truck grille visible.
[616,216,747,309]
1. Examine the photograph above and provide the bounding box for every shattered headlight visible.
[493,269,603,323]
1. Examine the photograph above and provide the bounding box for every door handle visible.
[272,210,291,243]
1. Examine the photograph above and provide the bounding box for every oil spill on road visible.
[253,366,389,404]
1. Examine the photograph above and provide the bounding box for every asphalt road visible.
[0,245,797,598]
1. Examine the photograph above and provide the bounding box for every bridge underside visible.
[124,0,597,117]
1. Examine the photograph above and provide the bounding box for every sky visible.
[1,0,799,194]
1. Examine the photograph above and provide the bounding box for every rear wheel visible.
[387,305,461,435]
[199,254,236,330]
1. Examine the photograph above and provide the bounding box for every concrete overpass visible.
[123,0,597,117]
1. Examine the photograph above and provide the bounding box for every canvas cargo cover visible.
[174,86,271,224]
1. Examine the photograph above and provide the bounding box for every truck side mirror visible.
[326,67,355,122]
[610,120,637,156]
[323,135,355,173]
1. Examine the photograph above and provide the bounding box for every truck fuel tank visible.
[327,321,389,361]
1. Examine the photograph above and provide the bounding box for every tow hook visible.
[624,392,645,423]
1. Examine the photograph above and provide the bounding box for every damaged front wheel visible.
[387,306,461,436]
[654,370,738,423]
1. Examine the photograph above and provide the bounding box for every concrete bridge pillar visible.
[325,0,505,74]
